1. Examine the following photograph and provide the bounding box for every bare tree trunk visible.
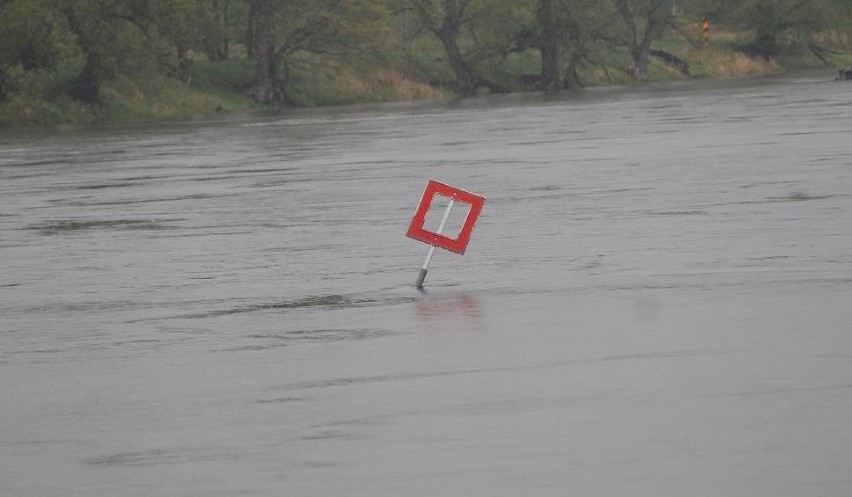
[251,39,277,103]
[630,39,652,79]
[247,0,263,59]
[216,0,231,60]
[615,0,669,80]
[249,0,278,103]
[537,0,561,90]
[438,25,477,95]
[63,5,103,105]
[73,55,102,105]
[0,66,6,102]
[410,0,495,96]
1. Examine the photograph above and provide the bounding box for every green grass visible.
[0,94,94,126]
[189,59,255,93]
[99,75,257,122]
[282,52,448,107]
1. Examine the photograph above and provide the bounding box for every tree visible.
[248,0,394,104]
[53,0,174,104]
[206,0,235,61]
[406,0,523,95]
[1,0,229,106]
[537,0,561,88]
[408,0,482,94]
[614,0,673,79]
[139,0,222,85]
[247,0,277,102]
[535,0,613,89]
[0,0,85,99]
[685,0,851,60]
[736,0,832,59]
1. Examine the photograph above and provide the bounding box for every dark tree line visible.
[1,0,849,108]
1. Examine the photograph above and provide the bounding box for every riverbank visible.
[1,26,850,127]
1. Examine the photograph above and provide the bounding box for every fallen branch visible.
[650,49,691,77]
[810,42,840,65]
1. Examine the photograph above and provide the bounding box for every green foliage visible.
[0,1,82,70]
[685,0,852,58]
[614,0,676,78]
[535,0,620,87]
[403,36,458,85]
[404,0,535,93]
[2,0,852,125]
[246,0,397,102]
[735,0,820,57]
[0,0,85,98]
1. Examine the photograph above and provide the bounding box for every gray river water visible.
[2,72,852,496]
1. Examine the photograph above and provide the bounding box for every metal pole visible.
[415,199,454,288]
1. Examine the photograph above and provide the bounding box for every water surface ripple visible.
[2,72,852,496]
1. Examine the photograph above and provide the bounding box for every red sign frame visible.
[406,180,486,254]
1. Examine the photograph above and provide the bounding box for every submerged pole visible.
[415,199,454,288]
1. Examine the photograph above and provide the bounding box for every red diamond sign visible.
[406,180,486,255]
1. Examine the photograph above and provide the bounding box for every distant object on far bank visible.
[837,66,852,81]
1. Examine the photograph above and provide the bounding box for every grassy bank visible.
[0,72,261,127]
[1,25,849,127]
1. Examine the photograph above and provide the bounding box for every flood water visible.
[2,71,852,496]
